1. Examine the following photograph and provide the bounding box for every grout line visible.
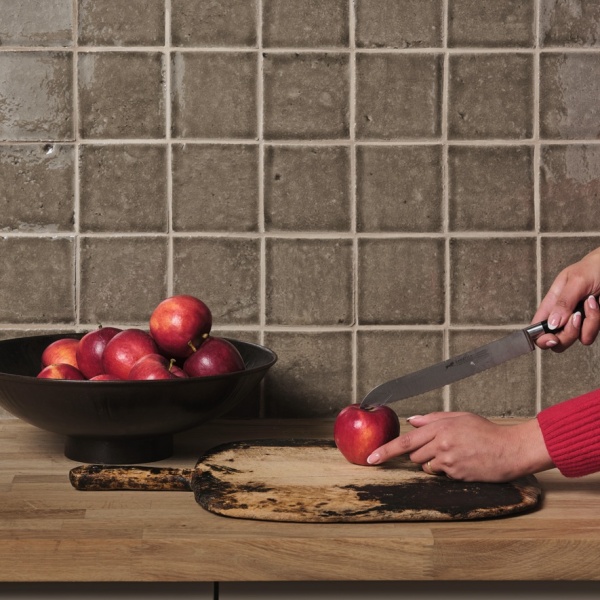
[165,0,174,298]
[349,0,358,404]
[73,0,81,327]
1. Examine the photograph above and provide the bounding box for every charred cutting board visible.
[70,439,542,522]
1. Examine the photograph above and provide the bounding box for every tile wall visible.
[1,0,600,420]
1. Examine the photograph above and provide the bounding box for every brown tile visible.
[540,237,600,299]
[266,238,353,326]
[356,145,443,232]
[80,145,168,233]
[263,0,349,47]
[540,145,600,232]
[264,145,350,231]
[263,331,352,417]
[263,53,349,140]
[171,52,257,139]
[79,237,168,325]
[0,144,74,232]
[448,0,535,47]
[448,145,534,231]
[355,0,443,48]
[540,53,600,139]
[173,237,260,326]
[448,54,533,140]
[172,0,257,47]
[357,330,444,417]
[541,338,600,409]
[541,0,600,47]
[0,52,73,141]
[0,238,74,323]
[448,330,536,416]
[78,0,165,46]
[450,238,537,325]
[172,144,259,232]
[78,52,165,139]
[358,238,445,325]
[356,53,442,140]
[0,0,73,46]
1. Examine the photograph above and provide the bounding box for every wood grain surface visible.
[3,418,600,581]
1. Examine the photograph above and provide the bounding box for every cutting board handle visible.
[69,464,193,491]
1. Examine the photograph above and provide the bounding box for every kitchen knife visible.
[360,299,590,408]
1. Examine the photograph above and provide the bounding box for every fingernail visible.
[589,295,598,310]
[572,311,582,329]
[547,313,561,330]
[546,340,558,347]
[366,452,380,465]
[406,415,421,422]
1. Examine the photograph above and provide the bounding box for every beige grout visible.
[165,0,174,298]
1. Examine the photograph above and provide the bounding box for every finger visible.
[533,332,560,350]
[407,412,470,428]
[422,459,444,476]
[543,274,592,332]
[545,310,583,353]
[366,426,436,465]
[581,295,600,346]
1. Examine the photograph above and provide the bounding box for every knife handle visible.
[530,297,591,339]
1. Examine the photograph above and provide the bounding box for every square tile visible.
[448,54,534,140]
[263,331,352,417]
[448,145,534,231]
[448,330,536,416]
[540,145,600,232]
[448,0,535,47]
[355,0,443,49]
[356,54,442,140]
[173,237,260,325]
[0,0,73,46]
[79,144,168,233]
[172,144,259,232]
[356,145,443,232]
[266,238,353,326]
[358,238,445,325]
[79,237,168,324]
[263,0,349,47]
[0,52,73,141]
[357,330,444,417]
[171,52,257,139]
[0,144,74,232]
[540,53,600,139]
[541,0,600,47]
[540,237,600,300]
[263,53,349,140]
[79,52,165,139]
[450,238,537,325]
[172,0,257,47]
[0,238,74,323]
[78,0,165,46]
[264,145,350,231]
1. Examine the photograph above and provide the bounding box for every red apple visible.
[128,354,189,381]
[183,336,245,377]
[149,294,212,359]
[41,338,79,370]
[76,327,122,379]
[90,373,122,381]
[37,363,85,380]
[333,404,400,466]
[102,328,159,380]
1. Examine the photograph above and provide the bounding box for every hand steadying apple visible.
[35,294,246,381]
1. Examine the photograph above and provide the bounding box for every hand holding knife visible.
[360,297,594,410]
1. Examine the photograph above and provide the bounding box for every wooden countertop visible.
[1,417,600,582]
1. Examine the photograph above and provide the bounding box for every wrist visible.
[510,419,554,478]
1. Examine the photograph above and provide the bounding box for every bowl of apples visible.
[0,295,277,464]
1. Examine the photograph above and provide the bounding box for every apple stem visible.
[188,341,197,353]
[168,358,177,372]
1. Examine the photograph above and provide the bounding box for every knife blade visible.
[360,300,590,409]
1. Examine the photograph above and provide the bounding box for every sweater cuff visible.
[537,388,600,478]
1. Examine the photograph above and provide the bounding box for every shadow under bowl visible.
[0,334,277,464]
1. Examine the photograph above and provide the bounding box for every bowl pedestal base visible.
[64,434,173,464]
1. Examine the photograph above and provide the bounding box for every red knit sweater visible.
[537,388,600,477]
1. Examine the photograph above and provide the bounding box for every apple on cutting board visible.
[334,403,400,466]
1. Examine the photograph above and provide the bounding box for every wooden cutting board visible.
[70,439,542,523]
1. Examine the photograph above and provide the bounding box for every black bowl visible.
[0,334,276,464]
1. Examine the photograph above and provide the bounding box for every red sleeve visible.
[537,388,600,477]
